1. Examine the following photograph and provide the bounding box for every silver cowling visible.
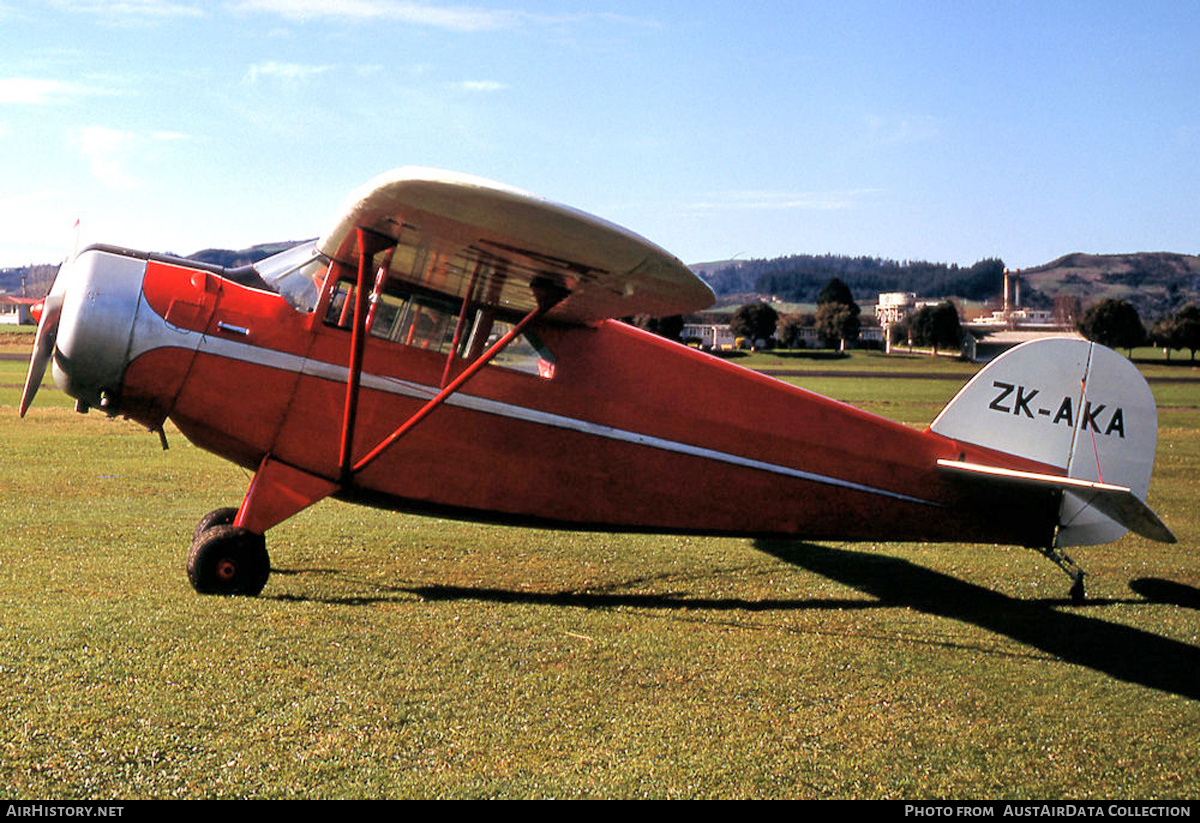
[51,248,148,413]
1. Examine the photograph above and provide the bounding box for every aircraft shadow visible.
[268,570,882,613]
[270,544,1200,701]
[753,540,1200,701]
[1129,577,1200,610]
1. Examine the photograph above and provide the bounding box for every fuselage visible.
[51,244,1060,547]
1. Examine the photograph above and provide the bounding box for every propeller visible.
[19,224,78,417]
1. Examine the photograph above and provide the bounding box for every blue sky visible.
[1,1,1197,271]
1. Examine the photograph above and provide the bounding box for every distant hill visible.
[1017,253,1200,319]
[187,240,308,269]
[0,263,58,299]
[691,255,1006,305]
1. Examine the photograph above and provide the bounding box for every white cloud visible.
[48,0,204,19]
[73,127,188,190]
[244,61,333,84]
[77,126,140,189]
[0,77,93,104]
[453,80,507,93]
[231,0,523,32]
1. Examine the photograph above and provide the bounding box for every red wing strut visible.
[349,280,566,477]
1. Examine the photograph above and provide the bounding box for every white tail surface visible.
[930,338,1163,547]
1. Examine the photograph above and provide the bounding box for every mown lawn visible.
[0,344,1197,798]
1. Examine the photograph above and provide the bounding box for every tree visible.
[908,301,962,355]
[1171,303,1200,361]
[815,302,860,350]
[730,302,778,348]
[1053,294,1083,327]
[776,312,813,349]
[816,277,856,308]
[1150,316,1179,359]
[815,277,860,350]
[627,314,684,342]
[1148,311,1195,360]
[1077,299,1145,355]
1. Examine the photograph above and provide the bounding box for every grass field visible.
[0,341,1197,798]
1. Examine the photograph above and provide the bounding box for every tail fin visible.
[930,337,1173,547]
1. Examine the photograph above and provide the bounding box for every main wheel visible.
[193,506,239,543]
[187,524,270,596]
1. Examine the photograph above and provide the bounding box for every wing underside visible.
[317,168,714,324]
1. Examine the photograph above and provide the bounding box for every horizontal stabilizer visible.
[936,459,1176,544]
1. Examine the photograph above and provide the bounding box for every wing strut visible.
[338,227,397,482]
[440,261,483,388]
[349,279,567,478]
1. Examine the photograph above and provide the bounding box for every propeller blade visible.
[19,223,81,418]
[19,292,63,417]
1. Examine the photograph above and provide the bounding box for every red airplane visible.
[19,168,1174,600]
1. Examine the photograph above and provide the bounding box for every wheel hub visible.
[216,559,237,581]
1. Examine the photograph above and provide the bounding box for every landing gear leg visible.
[184,457,336,597]
[1036,543,1086,603]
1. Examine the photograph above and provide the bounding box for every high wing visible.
[317,167,715,324]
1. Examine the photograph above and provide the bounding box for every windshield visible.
[254,240,328,313]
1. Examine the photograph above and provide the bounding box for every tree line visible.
[728,277,964,354]
[703,255,1006,303]
[1078,299,1200,359]
[731,292,1200,359]
[652,291,1200,360]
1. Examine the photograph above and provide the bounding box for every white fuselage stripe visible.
[134,323,940,508]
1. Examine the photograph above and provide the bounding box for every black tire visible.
[193,507,239,543]
[187,525,270,596]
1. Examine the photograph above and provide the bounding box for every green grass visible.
[1,348,1198,798]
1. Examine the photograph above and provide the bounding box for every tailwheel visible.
[1036,542,1087,603]
[187,524,270,596]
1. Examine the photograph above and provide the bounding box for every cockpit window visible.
[469,314,557,378]
[323,276,555,378]
[255,241,327,313]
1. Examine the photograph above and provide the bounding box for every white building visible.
[874,292,918,327]
[0,296,36,325]
[682,323,737,350]
[873,292,944,353]
[966,307,1059,329]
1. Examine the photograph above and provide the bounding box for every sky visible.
[1,0,1198,271]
